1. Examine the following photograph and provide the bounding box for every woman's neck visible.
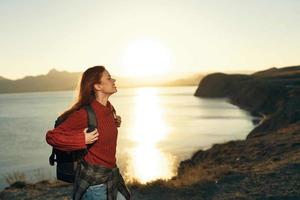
[95,93,109,106]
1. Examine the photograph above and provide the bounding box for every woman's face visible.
[96,70,117,95]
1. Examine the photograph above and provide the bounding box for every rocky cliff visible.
[194,66,300,138]
[1,66,300,200]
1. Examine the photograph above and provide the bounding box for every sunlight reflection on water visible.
[126,88,176,183]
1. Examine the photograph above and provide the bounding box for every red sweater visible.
[46,99,118,168]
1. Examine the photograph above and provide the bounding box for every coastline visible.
[131,66,300,199]
[1,66,300,199]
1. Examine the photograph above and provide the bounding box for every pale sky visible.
[0,0,299,79]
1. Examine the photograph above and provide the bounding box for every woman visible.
[46,66,130,200]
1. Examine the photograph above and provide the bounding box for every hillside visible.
[0,69,81,94]
[0,69,202,94]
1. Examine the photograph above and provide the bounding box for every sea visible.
[0,86,256,189]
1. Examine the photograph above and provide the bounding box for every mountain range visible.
[0,69,203,94]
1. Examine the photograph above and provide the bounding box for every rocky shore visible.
[1,66,300,200]
[194,65,300,138]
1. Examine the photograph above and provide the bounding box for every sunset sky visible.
[0,0,299,80]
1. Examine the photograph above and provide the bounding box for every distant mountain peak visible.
[47,68,60,75]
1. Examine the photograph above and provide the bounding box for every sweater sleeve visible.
[46,108,87,151]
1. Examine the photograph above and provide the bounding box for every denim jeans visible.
[82,183,126,200]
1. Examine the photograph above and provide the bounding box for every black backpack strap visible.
[83,105,97,132]
[49,116,62,165]
[54,116,64,128]
[111,105,116,115]
[49,148,56,166]
[82,105,98,154]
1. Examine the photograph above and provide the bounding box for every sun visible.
[119,38,173,77]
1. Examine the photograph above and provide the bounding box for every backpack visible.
[48,105,97,183]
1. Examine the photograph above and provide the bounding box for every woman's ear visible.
[93,83,102,91]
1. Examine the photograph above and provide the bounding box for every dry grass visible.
[168,164,234,187]
[252,151,300,173]
[5,172,26,185]
[4,169,54,187]
[32,168,52,182]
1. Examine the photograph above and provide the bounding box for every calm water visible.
[0,86,255,189]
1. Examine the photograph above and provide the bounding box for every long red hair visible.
[59,66,106,121]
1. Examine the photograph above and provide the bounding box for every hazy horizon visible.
[1,0,300,79]
[0,66,259,81]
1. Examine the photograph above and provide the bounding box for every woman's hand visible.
[115,115,122,127]
[84,128,99,144]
